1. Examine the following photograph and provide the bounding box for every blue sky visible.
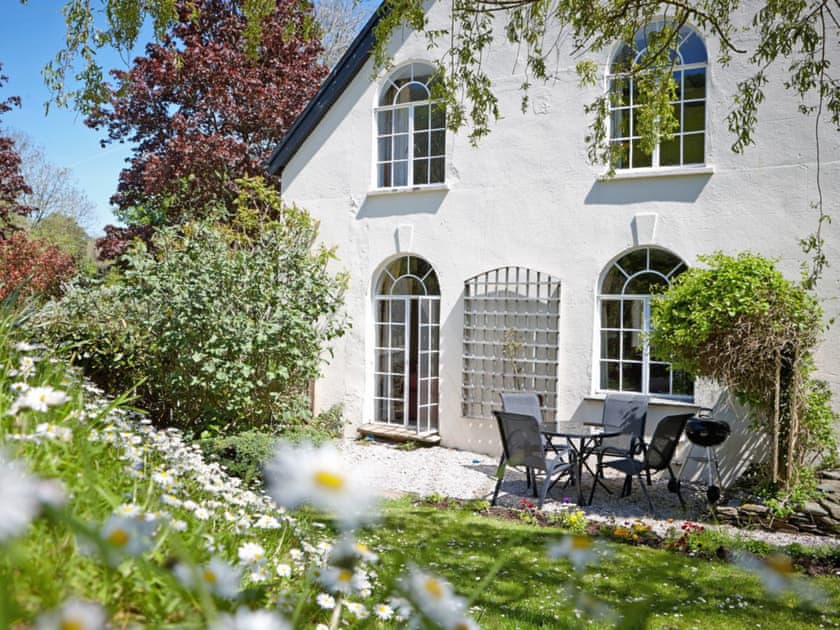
[0,2,147,235]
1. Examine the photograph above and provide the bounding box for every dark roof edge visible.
[266,3,387,176]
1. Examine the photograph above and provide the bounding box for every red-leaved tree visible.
[0,231,76,302]
[0,63,33,235]
[0,63,76,301]
[87,0,327,256]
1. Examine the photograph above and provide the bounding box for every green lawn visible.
[364,498,840,629]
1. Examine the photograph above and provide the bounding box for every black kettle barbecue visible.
[673,412,731,503]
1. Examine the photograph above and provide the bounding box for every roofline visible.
[266,3,387,176]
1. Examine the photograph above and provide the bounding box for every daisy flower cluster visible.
[0,328,487,629]
[0,338,358,626]
[4,333,484,629]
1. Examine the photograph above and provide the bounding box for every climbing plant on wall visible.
[649,252,837,495]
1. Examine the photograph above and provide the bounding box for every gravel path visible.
[337,438,838,549]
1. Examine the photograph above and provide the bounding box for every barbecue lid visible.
[685,417,731,447]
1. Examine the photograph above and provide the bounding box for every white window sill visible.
[598,165,714,182]
[585,394,700,409]
[367,183,449,197]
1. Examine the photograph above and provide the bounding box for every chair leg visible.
[667,465,686,508]
[587,463,600,505]
[621,474,632,497]
[638,471,655,514]
[492,457,506,506]
[491,477,503,506]
[538,472,554,509]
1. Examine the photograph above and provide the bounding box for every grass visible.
[362,497,840,629]
[2,304,839,629]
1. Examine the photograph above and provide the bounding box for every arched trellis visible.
[373,255,440,433]
[462,266,561,422]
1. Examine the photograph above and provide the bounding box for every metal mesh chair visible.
[500,392,570,488]
[491,411,573,509]
[588,413,693,511]
[589,393,648,478]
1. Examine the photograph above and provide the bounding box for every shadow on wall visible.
[676,391,768,488]
[584,173,711,205]
[450,416,503,456]
[356,188,447,219]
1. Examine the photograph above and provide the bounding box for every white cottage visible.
[267,1,840,478]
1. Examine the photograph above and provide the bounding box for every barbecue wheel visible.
[706,485,721,504]
[667,478,680,493]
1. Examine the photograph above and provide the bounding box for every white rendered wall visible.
[281,0,840,463]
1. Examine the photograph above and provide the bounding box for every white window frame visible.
[374,63,446,189]
[608,21,707,170]
[596,247,693,400]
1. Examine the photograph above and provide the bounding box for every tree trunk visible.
[772,350,781,484]
[785,348,800,488]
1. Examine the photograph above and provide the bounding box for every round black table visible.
[542,425,622,506]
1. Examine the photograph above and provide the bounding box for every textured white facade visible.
[278,1,840,477]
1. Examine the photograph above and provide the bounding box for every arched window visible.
[374,255,440,433]
[375,63,445,188]
[598,247,693,398]
[608,22,707,169]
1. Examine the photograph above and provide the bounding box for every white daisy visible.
[315,593,336,609]
[98,514,155,563]
[276,564,292,578]
[328,534,379,568]
[548,535,600,572]
[17,356,37,379]
[115,503,143,518]
[237,542,266,567]
[34,423,73,442]
[400,566,477,630]
[254,514,281,529]
[264,442,378,528]
[374,603,394,620]
[174,557,241,599]
[209,607,290,630]
[160,494,182,508]
[10,385,70,414]
[0,450,64,542]
[345,601,369,619]
[35,597,107,630]
[316,566,357,594]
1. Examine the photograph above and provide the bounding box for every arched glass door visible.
[374,255,440,433]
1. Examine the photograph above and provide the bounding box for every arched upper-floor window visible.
[598,247,693,399]
[608,21,707,170]
[375,63,445,188]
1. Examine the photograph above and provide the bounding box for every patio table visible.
[542,424,622,506]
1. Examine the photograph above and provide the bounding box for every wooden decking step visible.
[357,423,441,445]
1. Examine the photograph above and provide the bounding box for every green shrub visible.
[199,430,279,485]
[199,406,345,485]
[32,178,349,436]
[649,251,836,493]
